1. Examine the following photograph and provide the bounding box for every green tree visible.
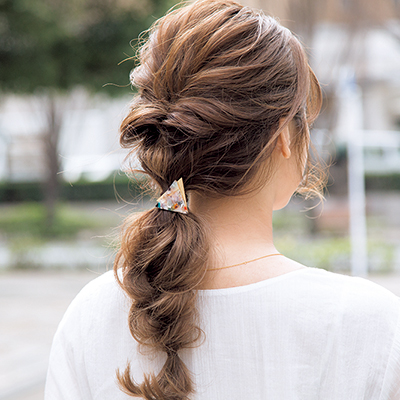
[0,0,171,227]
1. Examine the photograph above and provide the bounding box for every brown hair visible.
[114,0,324,398]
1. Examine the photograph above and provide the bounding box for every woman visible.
[45,1,400,399]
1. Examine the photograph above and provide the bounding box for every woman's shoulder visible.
[303,266,398,296]
[68,269,124,306]
[301,266,398,297]
[301,267,400,319]
[57,270,129,335]
[302,268,400,396]
[76,269,122,295]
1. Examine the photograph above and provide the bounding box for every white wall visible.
[0,93,132,183]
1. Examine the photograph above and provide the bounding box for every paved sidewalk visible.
[0,270,97,400]
[1,270,399,400]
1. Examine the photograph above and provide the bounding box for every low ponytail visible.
[114,0,324,398]
[114,207,209,399]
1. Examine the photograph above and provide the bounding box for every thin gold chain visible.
[208,253,283,271]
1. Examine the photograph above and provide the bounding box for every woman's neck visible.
[189,189,277,269]
[189,190,306,290]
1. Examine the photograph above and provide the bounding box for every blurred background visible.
[1,0,400,398]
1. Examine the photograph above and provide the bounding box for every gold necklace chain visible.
[208,253,283,271]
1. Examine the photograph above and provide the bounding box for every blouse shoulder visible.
[46,272,133,399]
[70,269,124,305]
[305,267,400,308]
[56,270,128,337]
[379,292,400,398]
[288,268,400,397]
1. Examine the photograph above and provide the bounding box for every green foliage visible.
[275,234,351,271]
[61,174,151,201]
[0,173,152,202]
[0,202,111,239]
[0,0,173,95]
[365,174,400,191]
[273,207,396,272]
[0,181,43,202]
[272,209,312,233]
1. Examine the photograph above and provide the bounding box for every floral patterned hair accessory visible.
[155,178,188,214]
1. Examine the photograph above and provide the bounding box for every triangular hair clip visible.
[156,178,188,214]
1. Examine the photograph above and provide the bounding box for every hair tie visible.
[155,178,188,214]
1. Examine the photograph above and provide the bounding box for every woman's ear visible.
[276,124,291,159]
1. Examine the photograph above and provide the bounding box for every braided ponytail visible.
[115,208,208,399]
[114,1,323,398]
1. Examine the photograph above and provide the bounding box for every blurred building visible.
[245,0,400,174]
[245,0,398,27]
[0,93,130,183]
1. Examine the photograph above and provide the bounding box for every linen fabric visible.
[45,267,400,399]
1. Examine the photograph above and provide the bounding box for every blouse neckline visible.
[197,267,318,296]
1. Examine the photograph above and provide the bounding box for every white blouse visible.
[45,267,400,399]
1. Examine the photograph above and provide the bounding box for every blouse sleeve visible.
[379,298,400,400]
[44,285,94,400]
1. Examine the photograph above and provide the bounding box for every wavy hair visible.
[114,1,324,399]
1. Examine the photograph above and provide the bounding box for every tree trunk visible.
[43,93,62,230]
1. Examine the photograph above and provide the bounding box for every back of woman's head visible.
[115,1,323,399]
